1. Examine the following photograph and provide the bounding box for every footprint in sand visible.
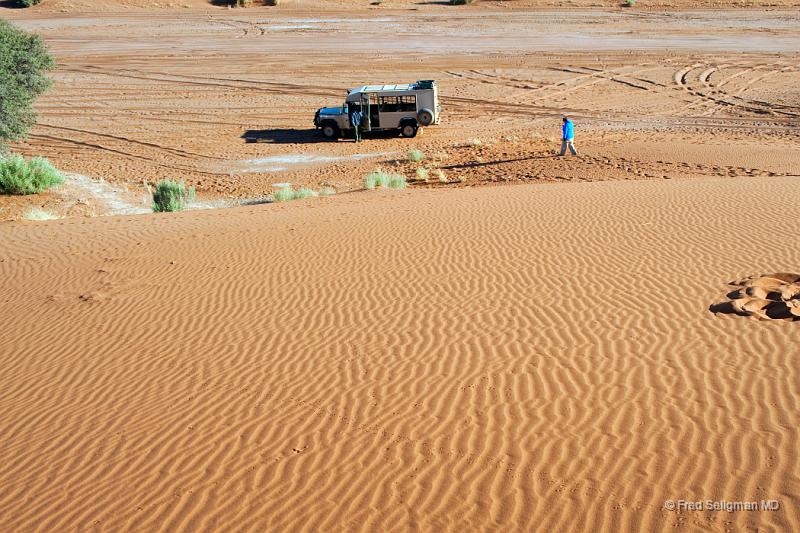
[710,273,800,321]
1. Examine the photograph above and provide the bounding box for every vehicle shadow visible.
[242,129,330,144]
[243,129,403,144]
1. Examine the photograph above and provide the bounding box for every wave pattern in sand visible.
[1,176,798,531]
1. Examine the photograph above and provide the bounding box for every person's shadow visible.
[442,154,557,170]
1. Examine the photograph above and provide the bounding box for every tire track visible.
[63,66,342,99]
[27,133,230,177]
[674,62,800,118]
[38,123,224,161]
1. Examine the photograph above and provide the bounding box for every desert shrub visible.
[625,0,636,5]
[273,185,331,202]
[23,208,57,221]
[450,0,475,4]
[365,169,406,189]
[294,187,318,199]
[433,169,447,183]
[152,180,194,212]
[14,0,42,7]
[364,169,384,189]
[386,174,407,189]
[264,0,280,4]
[414,167,430,182]
[272,186,296,202]
[408,149,424,163]
[468,138,482,147]
[0,154,63,195]
[0,20,54,147]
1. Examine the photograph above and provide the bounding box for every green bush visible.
[0,154,64,195]
[294,187,318,200]
[414,167,429,182]
[152,180,194,212]
[272,185,322,202]
[625,0,636,5]
[272,186,295,202]
[408,149,424,163]
[365,169,407,190]
[387,174,407,189]
[365,169,388,189]
[0,19,54,147]
[364,170,381,189]
[16,0,43,7]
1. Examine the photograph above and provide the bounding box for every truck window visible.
[399,95,416,112]
[379,96,398,113]
[378,95,416,113]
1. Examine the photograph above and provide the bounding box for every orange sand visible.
[1,175,798,531]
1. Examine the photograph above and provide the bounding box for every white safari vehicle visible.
[314,80,441,139]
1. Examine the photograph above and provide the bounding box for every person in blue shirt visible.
[559,116,577,156]
[351,109,363,143]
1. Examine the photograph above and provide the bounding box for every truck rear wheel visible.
[321,122,340,139]
[401,123,418,138]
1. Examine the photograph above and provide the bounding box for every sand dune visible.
[1,175,798,531]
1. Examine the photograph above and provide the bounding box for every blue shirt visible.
[562,119,574,140]
[351,111,363,127]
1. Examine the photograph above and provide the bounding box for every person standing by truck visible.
[559,116,577,156]
[351,109,363,143]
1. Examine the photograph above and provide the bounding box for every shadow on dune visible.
[709,300,799,320]
[0,1,25,8]
[442,154,556,170]
[708,301,740,316]
[239,197,273,206]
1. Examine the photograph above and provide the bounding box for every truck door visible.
[368,93,380,129]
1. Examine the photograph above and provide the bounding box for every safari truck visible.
[314,80,440,139]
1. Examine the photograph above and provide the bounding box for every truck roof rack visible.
[347,81,437,95]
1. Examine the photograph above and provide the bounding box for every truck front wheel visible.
[321,122,340,139]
